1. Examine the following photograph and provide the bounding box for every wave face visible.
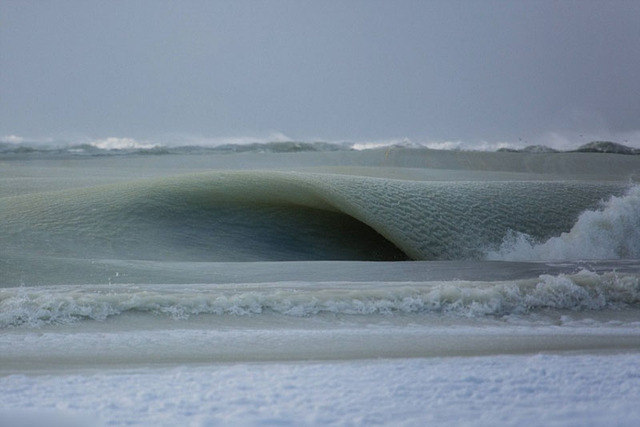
[0,171,627,268]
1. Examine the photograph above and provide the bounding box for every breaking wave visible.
[488,186,640,261]
[2,270,639,328]
[2,137,639,156]
[0,172,627,269]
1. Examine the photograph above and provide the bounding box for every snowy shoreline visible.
[2,353,640,426]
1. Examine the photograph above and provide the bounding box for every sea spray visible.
[488,185,640,261]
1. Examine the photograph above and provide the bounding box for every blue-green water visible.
[1,145,640,371]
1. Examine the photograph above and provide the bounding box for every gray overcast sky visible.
[1,0,639,145]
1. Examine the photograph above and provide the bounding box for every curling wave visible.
[0,172,627,268]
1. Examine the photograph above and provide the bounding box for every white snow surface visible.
[2,353,640,426]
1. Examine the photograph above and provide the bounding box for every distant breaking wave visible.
[1,137,639,156]
[0,139,371,156]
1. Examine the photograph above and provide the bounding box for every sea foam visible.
[2,270,638,328]
[488,185,640,261]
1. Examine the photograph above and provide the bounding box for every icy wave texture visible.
[1,270,639,327]
[0,171,624,266]
[488,185,640,261]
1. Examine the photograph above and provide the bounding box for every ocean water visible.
[1,142,640,425]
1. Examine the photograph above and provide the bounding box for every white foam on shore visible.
[2,353,640,426]
[3,270,639,328]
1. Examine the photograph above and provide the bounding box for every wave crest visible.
[488,185,640,261]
